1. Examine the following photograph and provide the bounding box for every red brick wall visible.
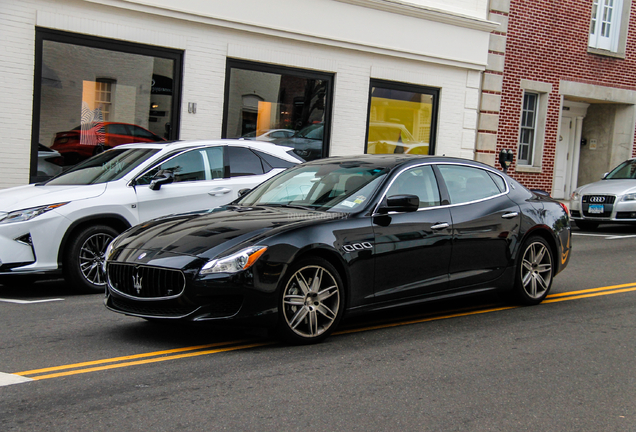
[496,0,636,190]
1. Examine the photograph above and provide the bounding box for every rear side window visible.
[254,150,296,169]
[228,147,265,177]
[438,165,502,204]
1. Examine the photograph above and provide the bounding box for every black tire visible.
[63,224,119,293]
[575,220,599,230]
[276,257,345,345]
[513,236,554,305]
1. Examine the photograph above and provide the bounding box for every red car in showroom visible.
[52,122,165,165]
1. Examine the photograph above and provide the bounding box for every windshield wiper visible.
[263,203,319,211]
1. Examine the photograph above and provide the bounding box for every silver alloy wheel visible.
[282,265,340,339]
[78,232,113,286]
[520,241,553,299]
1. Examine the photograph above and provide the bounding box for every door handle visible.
[502,212,519,219]
[208,187,232,196]
[431,222,450,230]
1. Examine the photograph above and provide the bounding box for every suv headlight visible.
[200,246,268,275]
[622,193,636,201]
[0,203,68,224]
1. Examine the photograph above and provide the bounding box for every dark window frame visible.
[364,79,440,156]
[32,28,184,183]
[222,59,334,159]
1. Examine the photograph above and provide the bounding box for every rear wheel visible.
[277,258,345,345]
[64,225,118,293]
[513,236,554,305]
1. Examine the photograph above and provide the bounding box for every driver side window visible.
[137,149,210,185]
[387,165,440,208]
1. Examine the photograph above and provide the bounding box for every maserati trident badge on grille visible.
[133,273,143,294]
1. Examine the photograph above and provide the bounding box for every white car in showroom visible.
[570,157,636,230]
[0,140,301,292]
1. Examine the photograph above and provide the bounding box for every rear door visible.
[436,164,521,289]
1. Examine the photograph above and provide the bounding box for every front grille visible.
[582,195,616,204]
[110,297,197,317]
[107,263,185,299]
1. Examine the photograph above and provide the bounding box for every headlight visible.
[0,203,69,224]
[200,246,268,275]
[102,241,116,273]
[622,193,636,201]
[570,190,580,201]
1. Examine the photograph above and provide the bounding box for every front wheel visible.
[277,258,345,345]
[64,225,119,293]
[513,236,554,305]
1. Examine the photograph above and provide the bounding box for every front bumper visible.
[0,211,69,275]
[570,195,636,223]
[104,259,283,327]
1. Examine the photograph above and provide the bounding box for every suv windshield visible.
[238,162,388,212]
[44,148,160,185]
[605,159,636,180]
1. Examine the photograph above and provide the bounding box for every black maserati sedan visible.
[104,155,571,344]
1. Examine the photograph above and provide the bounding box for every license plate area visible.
[589,204,604,214]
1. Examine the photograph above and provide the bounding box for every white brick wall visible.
[0,0,489,189]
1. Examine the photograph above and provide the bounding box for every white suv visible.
[0,140,301,292]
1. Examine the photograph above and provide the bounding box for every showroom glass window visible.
[366,80,439,156]
[32,29,182,182]
[223,60,333,161]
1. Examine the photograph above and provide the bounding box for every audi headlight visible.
[200,246,268,275]
[0,203,69,224]
[622,193,636,201]
[570,190,581,201]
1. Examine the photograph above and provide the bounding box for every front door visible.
[372,165,452,302]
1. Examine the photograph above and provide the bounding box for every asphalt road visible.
[1,224,636,431]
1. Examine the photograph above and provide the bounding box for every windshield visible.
[605,159,636,180]
[238,162,389,211]
[44,148,160,185]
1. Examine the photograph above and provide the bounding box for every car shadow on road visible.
[0,277,79,298]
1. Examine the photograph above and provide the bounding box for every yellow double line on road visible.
[14,281,636,381]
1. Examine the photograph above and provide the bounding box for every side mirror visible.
[238,188,251,197]
[379,194,419,213]
[149,171,174,191]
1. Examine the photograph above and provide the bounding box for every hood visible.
[0,183,107,211]
[112,206,342,263]
[578,179,636,196]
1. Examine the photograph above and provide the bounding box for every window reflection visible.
[225,63,331,161]
[39,40,173,167]
[366,83,438,156]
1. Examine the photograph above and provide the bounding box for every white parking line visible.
[0,372,33,387]
[606,234,636,240]
[0,298,64,304]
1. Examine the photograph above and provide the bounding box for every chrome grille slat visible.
[107,263,185,299]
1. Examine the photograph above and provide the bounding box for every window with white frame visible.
[589,0,623,52]
[518,92,538,165]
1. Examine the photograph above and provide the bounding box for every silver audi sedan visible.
[570,158,636,230]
